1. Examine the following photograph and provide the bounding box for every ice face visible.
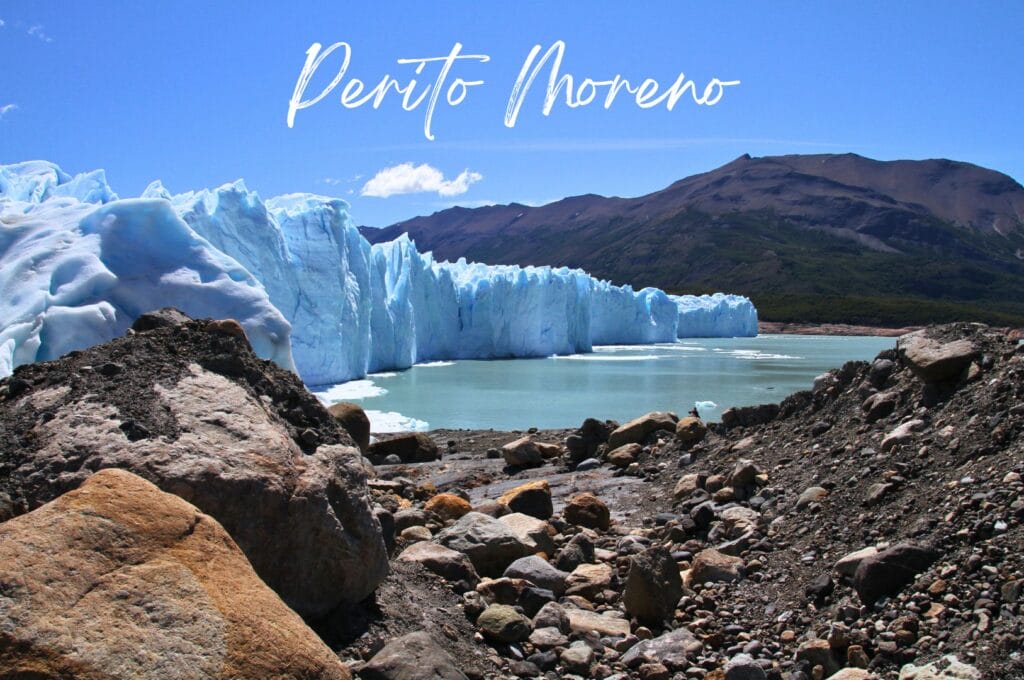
[671,293,759,338]
[0,161,757,383]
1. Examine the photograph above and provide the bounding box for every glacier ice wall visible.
[672,293,759,338]
[0,161,756,384]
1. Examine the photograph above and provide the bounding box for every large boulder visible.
[0,320,387,619]
[621,628,703,670]
[854,542,939,604]
[675,416,707,448]
[0,469,350,678]
[435,512,532,577]
[623,547,683,626]
[328,401,371,453]
[369,432,440,464]
[504,555,569,596]
[360,631,469,680]
[897,331,978,383]
[690,548,745,584]
[498,512,557,555]
[607,412,677,449]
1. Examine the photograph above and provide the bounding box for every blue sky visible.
[1,2,1022,227]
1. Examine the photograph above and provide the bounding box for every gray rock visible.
[690,548,744,585]
[360,630,469,680]
[897,331,978,383]
[477,604,532,643]
[854,542,939,604]
[620,628,703,670]
[502,437,543,468]
[532,601,570,632]
[622,547,682,626]
[498,512,556,556]
[607,412,677,449]
[369,433,439,464]
[560,642,594,674]
[575,457,601,471]
[398,542,480,588]
[504,555,569,596]
[436,512,531,577]
[724,653,766,680]
[528,626,568,649]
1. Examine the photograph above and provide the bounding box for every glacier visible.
[0,161,757,384]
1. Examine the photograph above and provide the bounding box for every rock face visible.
[0,469,350,679]
[897,331,978,382]
[360,631,469,680]
[328,401,371,453]
[623,547,683,626]
[435,512,531,577]
[854,542,939,604]
[0,318,387,619]
[370,432,440,464]
[607,412,677,449]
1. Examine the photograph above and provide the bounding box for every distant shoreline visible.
[758,321,918,337]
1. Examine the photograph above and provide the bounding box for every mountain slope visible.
[362,154,1024,326]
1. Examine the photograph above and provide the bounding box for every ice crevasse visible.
[0,161,757,384]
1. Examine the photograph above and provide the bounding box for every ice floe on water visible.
[713,349,799,360]
[315,380,387,401]
[695,400,718,410]
[365,410,429,432]
[550,354,666,361]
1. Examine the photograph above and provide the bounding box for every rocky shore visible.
[1,312,1020,679]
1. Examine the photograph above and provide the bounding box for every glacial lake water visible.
[315,335,895,432]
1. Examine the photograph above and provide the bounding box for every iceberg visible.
[0,161,757,384]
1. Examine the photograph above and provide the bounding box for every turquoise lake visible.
[315,335,895,432]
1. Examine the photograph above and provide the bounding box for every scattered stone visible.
[623,547,683,626]
[565,607,630,637]
[674,473,706,500]
[560,643,594,675]
[370,432,440,464]
[796,486,829,509]
[621,628,703,670]
[607,443,642,468]
[898,655,981,679]
[794,639,840,678]
[690,549,745,584]
[502,437,544,468]
[897,331,978,383]
[327,401,371,453]
[854,542,939,604]
[398,541,480,588]
[881,419,926,452]
[504,555,569,596]
[564,492,611,530]
[424,493,473,522]
[498,480,553,519]
[436,512,531,577]
[723,653,767,680]
[360,631,469,680]
[498,512,557,556]
[607,412,677,449]
[834,547,878,579]
[675,416,707,448]
[564,562,614,599]
[477,604,532,643]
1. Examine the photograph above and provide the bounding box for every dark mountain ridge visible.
[362,154,1024,326]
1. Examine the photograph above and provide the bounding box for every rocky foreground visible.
[1,315,1021,679]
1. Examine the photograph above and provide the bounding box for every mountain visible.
[362,154,1024,326]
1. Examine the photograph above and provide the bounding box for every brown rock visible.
[607,443,642,468]
[690,549,745,584]
[794,639,840,678]
[673,473,706,500]
[564,492,610,530]
[398,542,480,587]
[607,412,677,449]
[498,480,553,519]
[0,469,349,679]
[564,562,614,599]
[327,401,371,454]
[424,493,473,522]
[675,416,707,448]
[501,436,544,467]
[897,331,978,382]
[370,432,440,464]
[205,318,248,339]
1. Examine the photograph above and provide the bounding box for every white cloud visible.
[27,24,52,43]
[0,104,17,120]
[361,162,482,198]
[0,19,6,27]
[319,177,343,186]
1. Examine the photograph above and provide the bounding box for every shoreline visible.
[758,320,919,337]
